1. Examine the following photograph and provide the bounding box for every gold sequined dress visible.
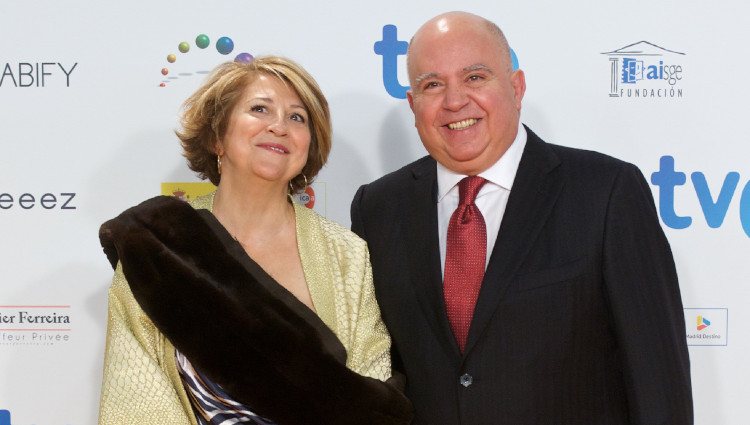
[98,193,400,424]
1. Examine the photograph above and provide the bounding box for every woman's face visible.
[219,74,311,188]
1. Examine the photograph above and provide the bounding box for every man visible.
[351,11,693,425]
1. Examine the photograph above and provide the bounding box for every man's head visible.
[407,11,525,175]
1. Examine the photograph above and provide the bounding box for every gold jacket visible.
[98,193,393,424]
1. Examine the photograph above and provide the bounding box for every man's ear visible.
[510,69,526,110]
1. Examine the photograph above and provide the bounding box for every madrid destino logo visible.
[684,308,727,346]
[696,315,710,331]
[602,41,685,99]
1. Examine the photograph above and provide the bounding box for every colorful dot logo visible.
[159,33,254,87]
[196,34,210,49]
[216,36,234,55]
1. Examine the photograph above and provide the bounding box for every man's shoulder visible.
[527,128,635,180]
[549,143,629,169]
[360,155,434,192]
[351,156,434,221]
[523,128,647,196]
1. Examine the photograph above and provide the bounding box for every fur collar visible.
[100,196,412,425]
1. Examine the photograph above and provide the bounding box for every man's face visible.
[407,22,525,175]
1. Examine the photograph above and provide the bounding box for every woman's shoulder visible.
[187,191,215,211]
[294,203,366,250]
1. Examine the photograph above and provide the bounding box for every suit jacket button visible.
[459,373,473,387]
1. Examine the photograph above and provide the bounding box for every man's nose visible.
[442,84,469,111]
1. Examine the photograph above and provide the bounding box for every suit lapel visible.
[463,128,564,356]
[404,158,463,361]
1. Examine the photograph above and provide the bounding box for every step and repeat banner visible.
[1,1,747,424]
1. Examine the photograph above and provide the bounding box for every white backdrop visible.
[1,1,747,424]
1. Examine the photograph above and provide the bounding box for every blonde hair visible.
[176,56,331,190]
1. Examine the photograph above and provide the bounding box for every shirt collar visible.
[436,123,527,202]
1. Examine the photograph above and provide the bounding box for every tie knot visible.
[458,176,487,205]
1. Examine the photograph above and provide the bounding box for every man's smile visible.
[446,118,479,130]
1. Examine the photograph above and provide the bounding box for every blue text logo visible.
[374,24,519,99]
[651,156,750,237]
[621,59,682,86]
[0,410,10,425]
[602,41,685,99]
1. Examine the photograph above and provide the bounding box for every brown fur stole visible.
[99,196,413,425]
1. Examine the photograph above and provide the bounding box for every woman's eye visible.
[250,105,267,113]
[291,113,306,123]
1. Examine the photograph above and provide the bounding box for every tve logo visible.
[651,156,750,237]
[374,25,519,99]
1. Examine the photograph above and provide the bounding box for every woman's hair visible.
[176,56,331,190]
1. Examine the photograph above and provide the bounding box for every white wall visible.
[0,1,746,423]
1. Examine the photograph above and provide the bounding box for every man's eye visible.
[423,81,440,90]
[468,75,484,82]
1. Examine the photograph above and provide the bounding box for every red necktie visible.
[444,176,487,352]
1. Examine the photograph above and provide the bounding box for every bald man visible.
[352,11,693,425]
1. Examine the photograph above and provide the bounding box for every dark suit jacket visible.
[351,127,693,425]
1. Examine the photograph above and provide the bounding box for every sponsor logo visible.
[0,305,72,346]
[696,315,710,331]
[292,186,316,209]
[301,182,325,215]
[157,34,253,87]
[0,409,73,425]
[684,308,728,346]
[0,192,77,211]
[161,182,216,201]
[650,156,750,237]
[602,41,685,99]
[0,62,78,88]
[374,24,519,99]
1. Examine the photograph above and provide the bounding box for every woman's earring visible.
[217,155,222,175]
[289,173,308,193]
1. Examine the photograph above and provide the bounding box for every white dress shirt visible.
[437,124,527,277]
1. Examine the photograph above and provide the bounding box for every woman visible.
[98,57,412,424]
